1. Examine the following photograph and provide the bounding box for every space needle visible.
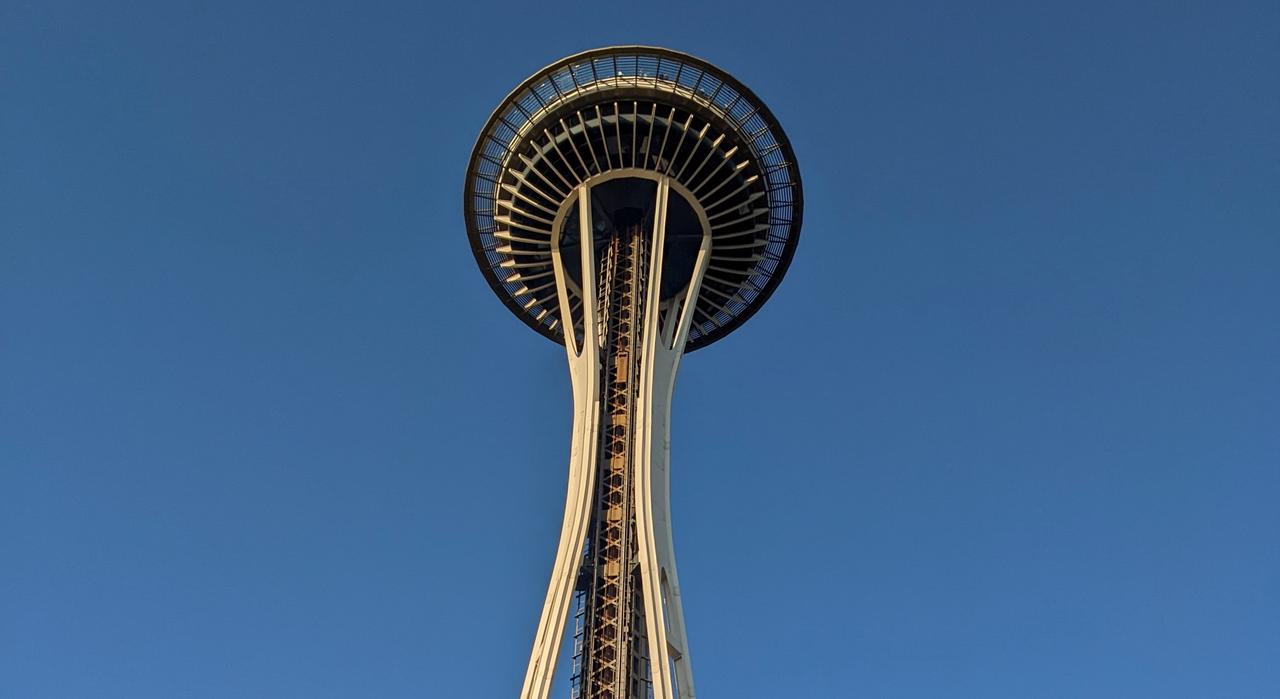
[463,46,803,699]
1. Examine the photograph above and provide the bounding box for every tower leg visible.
[520,189,603,699]
[633,176,710,699]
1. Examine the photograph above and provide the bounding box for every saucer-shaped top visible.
[463,46,803,351]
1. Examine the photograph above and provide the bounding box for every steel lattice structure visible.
[463,46,803,699]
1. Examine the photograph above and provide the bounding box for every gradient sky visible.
[2,2,1278,697]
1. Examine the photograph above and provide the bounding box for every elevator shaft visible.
[578,225,652,699]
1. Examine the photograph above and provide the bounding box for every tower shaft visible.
[520,177,708,699]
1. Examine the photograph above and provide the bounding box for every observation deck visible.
[464,46,803,351]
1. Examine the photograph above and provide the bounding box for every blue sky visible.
[2,1,1277,697]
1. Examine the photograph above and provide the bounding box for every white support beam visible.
[520,185,601,699]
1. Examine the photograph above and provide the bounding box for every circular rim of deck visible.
[463,45,803,352]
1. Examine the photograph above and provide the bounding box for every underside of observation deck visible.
[464,46,803,352]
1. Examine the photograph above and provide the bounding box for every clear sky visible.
[2,2,1277,697]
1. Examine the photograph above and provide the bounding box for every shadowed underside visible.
[464,46,803,352]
